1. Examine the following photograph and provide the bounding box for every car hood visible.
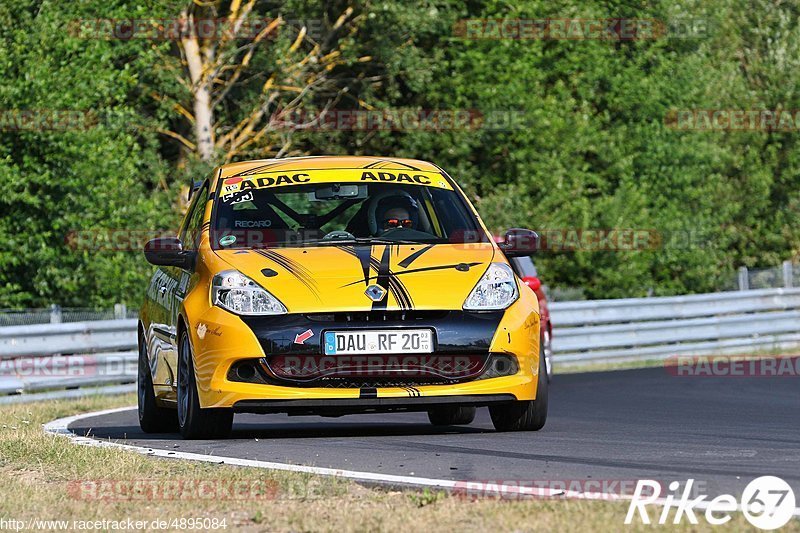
[213,243,497,313]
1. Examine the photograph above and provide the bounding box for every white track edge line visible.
[44,406,800,518]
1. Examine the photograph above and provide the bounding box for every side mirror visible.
[187,179,203,201]
[143,237,196,270]
[498,228,539,257]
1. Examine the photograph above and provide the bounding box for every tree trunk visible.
[193,83,214,161]
[181,14,215,161]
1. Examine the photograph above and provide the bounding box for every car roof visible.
[212,156,442,189]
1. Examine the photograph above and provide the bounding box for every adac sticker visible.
[221,168,452,198]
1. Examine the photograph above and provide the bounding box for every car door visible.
[146,261,182,390]
[164,182,210,373]
[145,182,209,393]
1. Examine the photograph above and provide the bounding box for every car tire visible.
[489,350,548,432]
[427,405,476,426]
[137,334,178,433]
[177,329,233,439]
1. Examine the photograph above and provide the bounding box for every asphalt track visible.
[68,367,800,500]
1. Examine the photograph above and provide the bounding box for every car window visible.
[211,180,488,249]
[179,183,209,250]
[511,256,537,277]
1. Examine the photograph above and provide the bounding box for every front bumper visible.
[233,393,518,415]
[186,292,541,409]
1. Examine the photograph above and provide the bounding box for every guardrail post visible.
[783,261,793,288]
[114,303,127,320]
[49,304,62,324]
[738,266,749,291]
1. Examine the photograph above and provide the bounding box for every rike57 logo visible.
[626,476,796,529]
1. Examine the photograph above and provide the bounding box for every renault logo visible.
[365,284,387,302]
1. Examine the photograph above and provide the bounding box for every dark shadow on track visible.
[70,419,490,441]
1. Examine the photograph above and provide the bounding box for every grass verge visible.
[0,394,791,532]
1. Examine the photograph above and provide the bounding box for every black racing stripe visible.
[237,161,291,176]
[387,278,409,310]
[254,249,320,297]
[355,245,373,287]
[387,274,413,310]
[341,244,414,309]
[338,245,357,259]
[364,159,422,171]
[339,245,375,287]
[372,245,391,310]
[339,262,483,288]
[388,160,421,171]
[359,387,378,399]
[266,252,316,286]
[363,252,411,310]
[368,257,382,271]
[398,244,435,268]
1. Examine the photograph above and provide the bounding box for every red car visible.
[508,256,553,381]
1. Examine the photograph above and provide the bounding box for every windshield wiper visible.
[357,237,423,245]
[306,237,429,246]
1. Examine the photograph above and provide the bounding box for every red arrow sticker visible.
[294,329,314,344]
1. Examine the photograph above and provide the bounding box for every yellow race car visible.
[139,156,546,438]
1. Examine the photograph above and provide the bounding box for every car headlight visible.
[463,263,519,311]
[211,270,287,315]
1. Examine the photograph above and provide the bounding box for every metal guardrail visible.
[0,320,137,402]
[0,319,137,359]
[0,353,137,395]
[1,287,799,401]
[550,287,800,364]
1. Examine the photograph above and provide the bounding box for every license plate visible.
[323,329,433,355]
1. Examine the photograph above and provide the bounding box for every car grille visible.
[304,310,450,322]
[227,353,518,388]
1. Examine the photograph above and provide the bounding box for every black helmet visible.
[368,190,419,235]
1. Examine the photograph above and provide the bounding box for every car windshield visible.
[211,171,488,249]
